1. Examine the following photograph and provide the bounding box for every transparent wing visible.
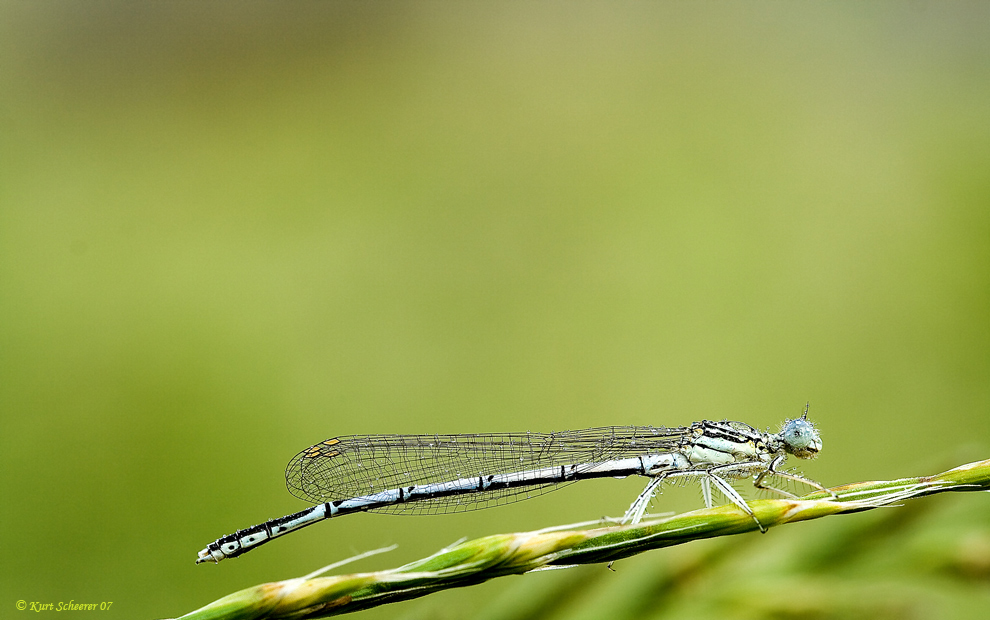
[284,426,691,514]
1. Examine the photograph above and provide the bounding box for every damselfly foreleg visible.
[753,455,836,499]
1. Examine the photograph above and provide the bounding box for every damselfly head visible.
[778,417,822,459]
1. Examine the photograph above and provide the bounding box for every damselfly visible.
[196,405,832,564]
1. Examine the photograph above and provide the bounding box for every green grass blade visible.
[166,458,990,620]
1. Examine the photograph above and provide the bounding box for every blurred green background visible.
[1,2,988,619]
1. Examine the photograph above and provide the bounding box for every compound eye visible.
[781,418,823,458]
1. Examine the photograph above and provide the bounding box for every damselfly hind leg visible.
[622,475,666,524]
